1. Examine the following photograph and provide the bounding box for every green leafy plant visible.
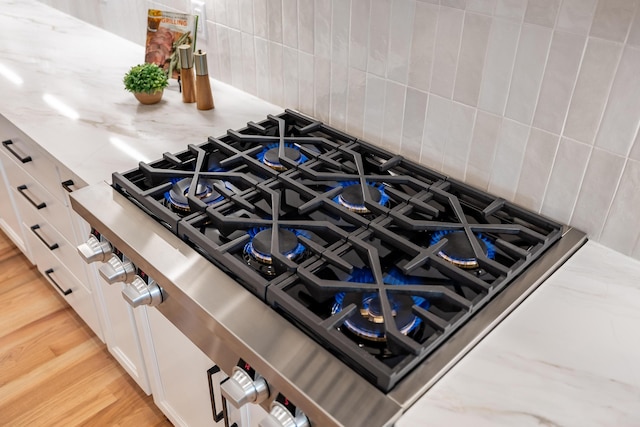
[123,63,169,94]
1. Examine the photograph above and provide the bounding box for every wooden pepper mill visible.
[194,49,215,110]
[178,44,196,103]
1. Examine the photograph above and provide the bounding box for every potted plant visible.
[123,63,169,105]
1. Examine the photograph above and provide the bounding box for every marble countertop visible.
[2,1,640,425]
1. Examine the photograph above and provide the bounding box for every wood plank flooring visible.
[0,229,173,427]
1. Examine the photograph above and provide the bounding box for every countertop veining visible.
[1,1,640,425]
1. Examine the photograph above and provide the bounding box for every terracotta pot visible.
[134,90,163,105]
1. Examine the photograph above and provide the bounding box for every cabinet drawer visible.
[26,223,102,338]
[0,124,65,204]
[6,156,76,242]
[18,196,90,288]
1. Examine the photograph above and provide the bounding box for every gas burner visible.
[430,230,495,269]
[165,178,225,213]
[257,144,308,171]
[334,182,389,214]
[244,228,307,276]
[333,292,420,342]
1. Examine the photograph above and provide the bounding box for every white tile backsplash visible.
[46,0,640,260]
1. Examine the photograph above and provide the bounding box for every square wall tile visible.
[466,111,502,190]
[564,38,622,145]
[298,0,314,54]
[386,0,416,84]
[541,138,591,224]
[524,0,561,28]
[556,0,597,36]
[571,147,625,239]
[267,0,283,42]
[407,2,438,92]
[477,18,520,115]
[298,51,315,115]
[314,0,331,59]
[430,7,464,99]
[595,46,640,157]
[329,62,348,130]
[282,0,298,48]
[505,23,552,125]
[367,0,391,77]
[314,56,331,121]
[241,33,257,95]
[421,95,453,171]
[401,88,428,161]
[495,0,527,20]
[487,118,529,200]
[283,47,299,108]
[442,102,476,180]
[346,67,367,137]
[381,81,406,152]
[600,159,640,255]
[532,31,586,135]
[590,0,637,43]
[514,128,559,212]
[453,12,492,107]
[349,0,370,71]
[332,0,350,65]
[363,73,386,143]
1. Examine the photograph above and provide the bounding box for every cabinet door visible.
[89,266,151,394]
[142,307,248,427]
[0,149,26,253]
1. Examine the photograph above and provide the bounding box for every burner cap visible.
[338,184,381,213]
[248,228,302,264]
[336,293,419,342]
[167,178,223,212]
[436,231,488,269]
[263,147,301,171]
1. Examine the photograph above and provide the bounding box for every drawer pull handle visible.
[2,139,32,163]
[44,268,72,295]
[30,225,59,251]
[61,179,75,193]
[17,185,46,209]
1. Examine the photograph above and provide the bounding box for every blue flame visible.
[256,143,308,168]
[429,230,496,261]
[332,181,390,211]
[244,227,309,261]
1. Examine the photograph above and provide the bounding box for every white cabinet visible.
[0,114,103,340]
[140,305,254,427]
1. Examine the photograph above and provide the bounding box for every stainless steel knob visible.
[220,367,269,408]
[77,235,112,263]
[259,402,309,427]
[99,255,136,284]
[122,276,163,307]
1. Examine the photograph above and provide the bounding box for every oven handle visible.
[207,365,237,427]
[2,139,32,163]
[17,185,46,209]
[30,225,59,250]
[44,268,72,295]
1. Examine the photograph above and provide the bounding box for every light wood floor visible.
[0,229,173,427]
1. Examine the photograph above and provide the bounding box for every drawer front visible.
[18,196,90,288]
[5,157,76,243]
[26,223,102,338]
[0,132,65,204]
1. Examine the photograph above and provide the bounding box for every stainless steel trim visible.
[70,182,587,427]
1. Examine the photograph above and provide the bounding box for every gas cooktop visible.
[111,109,570,392]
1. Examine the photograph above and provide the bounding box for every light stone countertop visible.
[2,1,640,426]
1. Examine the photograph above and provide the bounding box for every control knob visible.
[99,255,136,284]
[77,235,112,263]
[122,276,163,307]
[259,402,309,427]
[220,367,269,408]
